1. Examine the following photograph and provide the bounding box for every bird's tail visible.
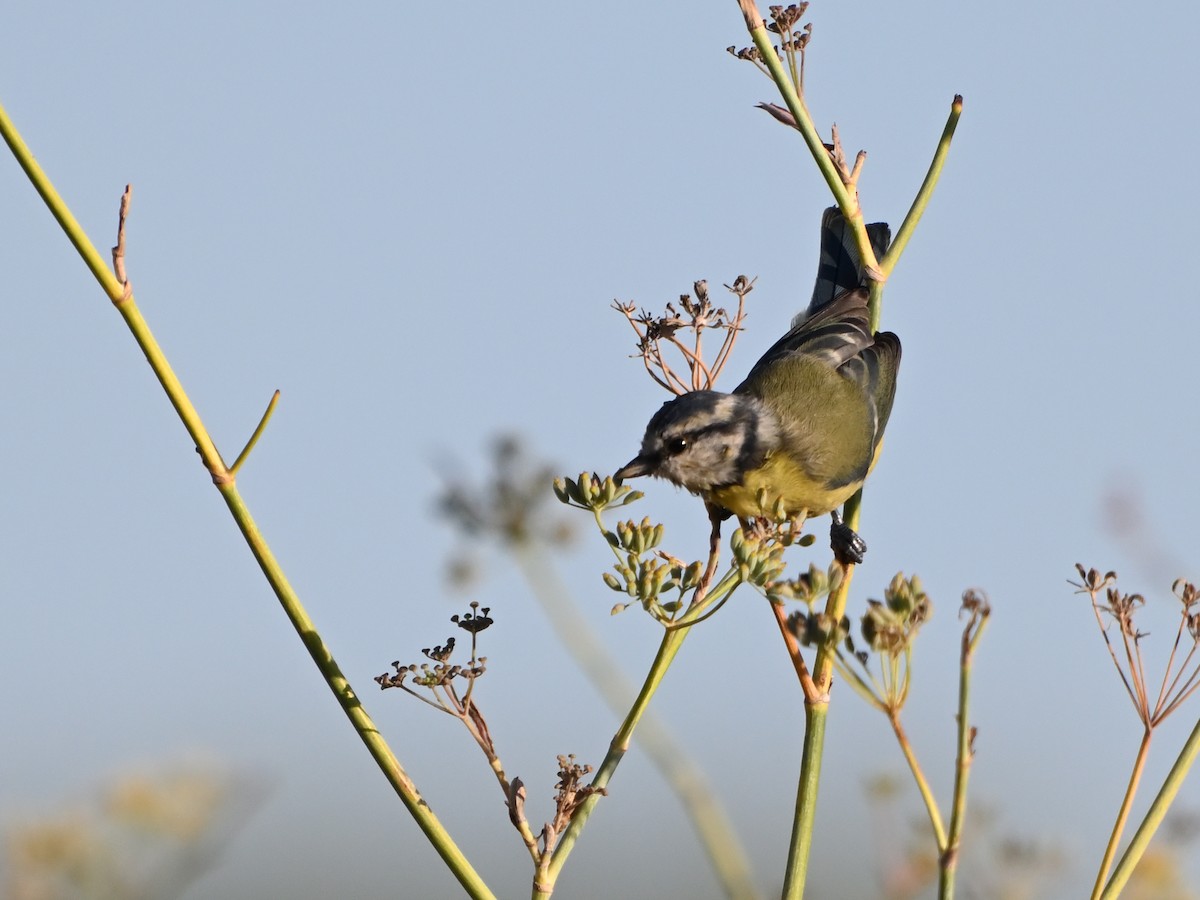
[807,207,891,314]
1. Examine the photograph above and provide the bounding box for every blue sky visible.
[3,1,1200,897]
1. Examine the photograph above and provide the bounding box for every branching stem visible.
[1091,727,1152,900]
[0,99,496,900]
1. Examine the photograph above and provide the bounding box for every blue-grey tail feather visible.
[808,207,891,314]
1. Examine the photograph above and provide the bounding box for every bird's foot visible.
[830,511,866,565]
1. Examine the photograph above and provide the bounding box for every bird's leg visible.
[830,509,867,565]
[693,503,727,602]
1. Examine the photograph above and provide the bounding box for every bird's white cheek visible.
[661,461,686,486]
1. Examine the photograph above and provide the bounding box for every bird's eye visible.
[666,437,688,456]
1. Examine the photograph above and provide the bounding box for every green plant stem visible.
[1102,717,1200,899]
[0,99,496,900]
[941,610,987,899]
[781,544,858,900]
[812,494,863,694]
[1092,727,1153,900]
[832,656,886,711]
[1099,724,1161,900]
[737,1,962,337]
[675,567,744,627]
[881,95,963,281]
[889,712,948,852]
[230,388,280,475]
[218,486,495,898]
[538,625,693,896]
[734,5,962,894]
[512,545,760,900]
[781,701,827,898]
[735,1,877,273]
[1,112,128,303]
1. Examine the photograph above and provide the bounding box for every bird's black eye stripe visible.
[663,418,745,458]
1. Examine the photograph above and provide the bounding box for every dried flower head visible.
[1074,564,1200,728]
[614,276,753,395]
[452,601,494,634]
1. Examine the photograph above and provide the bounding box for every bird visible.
[614,207,900,563]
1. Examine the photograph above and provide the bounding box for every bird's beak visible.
[615,454,655,481]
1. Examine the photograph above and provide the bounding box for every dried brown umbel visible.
[613,276,754,395]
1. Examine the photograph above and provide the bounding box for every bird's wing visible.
[735,287,901,448]
[805,207,891,317]
[736,288,874,389]
[839,329,901,441]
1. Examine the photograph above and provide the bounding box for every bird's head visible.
[615,391,780,494]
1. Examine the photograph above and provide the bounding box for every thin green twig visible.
[1090,728,1152,900]
[1101,714,1200,898]
[890,712,948,852]
[781,701,827,897]
[735,1,877,274]
[732,1,963,891]
[512,545,760,900]
[832,656,887,711]
[230,389,280,476]
[780,557,854,900]
[538,625,693,895]
[673,568,744,628]
[941,598,988,898]
[881,96,964,281]
[0,98,496,900]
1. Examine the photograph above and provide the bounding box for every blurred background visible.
[2,1,1199,896]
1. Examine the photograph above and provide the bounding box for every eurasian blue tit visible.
[616,208,899,561]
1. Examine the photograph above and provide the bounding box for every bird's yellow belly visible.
[707,453,859,520]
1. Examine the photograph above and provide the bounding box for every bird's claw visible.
[830,511,866,565]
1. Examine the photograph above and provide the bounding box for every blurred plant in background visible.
[3,760,265,900]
